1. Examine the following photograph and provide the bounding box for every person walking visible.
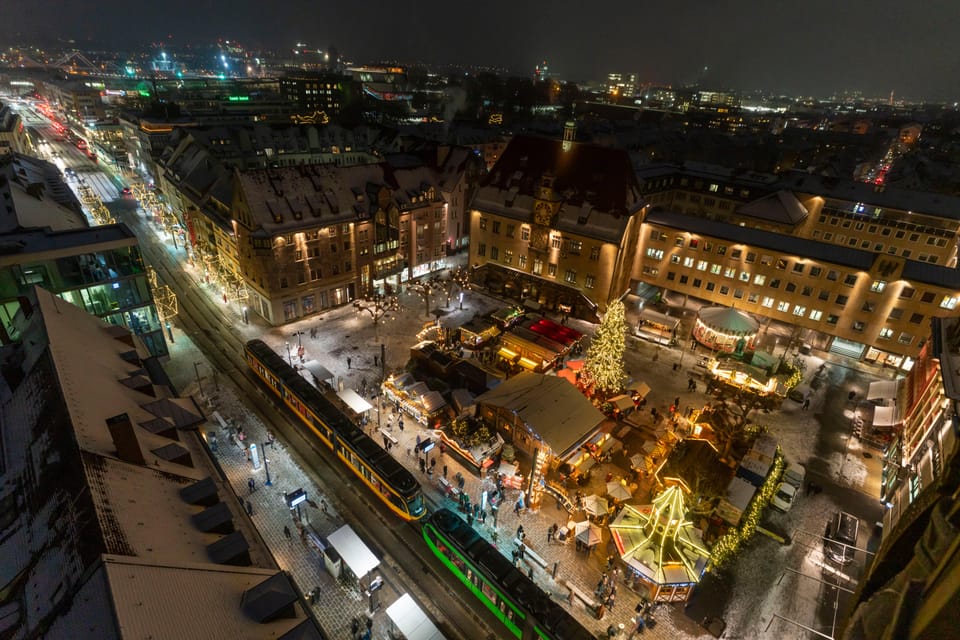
[248,478,255,494]
[347,356,352,369]
[283,525,291,540]
[442,464,448,479]
[547,527,553,543]
[517,524,524,539]
[245,500,253,516]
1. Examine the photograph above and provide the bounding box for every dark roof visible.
[206,530,251,565]
[179,476,219,506]
[190,501,235,534]
[241,572,299,623]
[480,135,642,215]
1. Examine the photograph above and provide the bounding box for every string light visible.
[581,300,628,398]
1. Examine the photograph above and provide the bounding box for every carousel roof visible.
[609,485,710,587]
[697,306,759,335]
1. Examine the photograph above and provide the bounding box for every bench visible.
[513,538,547,569]
[379,429,398,445]
[212,410,229,431]
[561,579,599,611]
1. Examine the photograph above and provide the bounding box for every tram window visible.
[482,581,497,601]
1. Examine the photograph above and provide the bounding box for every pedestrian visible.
[373,354,378,366]
[246,500,253,516]
[416,434,421,448]
[607,593,616,610]
[382,435,389,448]
[245,447,251,461]
[517,524,524,539]
[283,525,291,539]
[547,528,553,543]
[518,541,525,559]
[803,397,811,410]
[321,499,328,515]
[248,478,255,494]
[514,501,522,516]
[347,356,352,369]
[266,431,275,447]
[442,464,448,478]
[398,418,404,432]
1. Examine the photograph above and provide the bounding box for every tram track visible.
[118,208,496,640]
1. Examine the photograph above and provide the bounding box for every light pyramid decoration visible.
[609,484,710,601]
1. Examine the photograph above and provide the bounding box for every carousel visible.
[692,306,760,354]
[609,484,710,603]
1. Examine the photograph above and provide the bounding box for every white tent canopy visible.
[327,525,380,582]
[867,380,900,402]
[385,594,446,640]
[303,360,334,381]
[874,405,900,427]
[338,388,373,414]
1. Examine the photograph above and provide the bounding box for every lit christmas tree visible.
[582,299,627,397]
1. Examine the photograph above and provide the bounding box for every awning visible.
[338,388,372,413]
[609,395,634,412]
[327,525,380,580]
[874,405,900,427]
[386,594,447,640]
[626,380,651,398]
[868,380,900,402]
[303,360,334,382]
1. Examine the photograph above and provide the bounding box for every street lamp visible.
[263,443,272,486]
[242,306,248,324]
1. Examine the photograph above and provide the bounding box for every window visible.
[879,328,894,340]
[852,321,865,332]
[724,267,736,278]
[809,309,823,321]
[760,255,774,266]
[776,258,788,270]
[753,274,766,286]
[280,277,289,289]
[940,295,959,310]
[295,250,304,261]
[862,301,875,312]
[793,305,806,317]
[585,275,595,289]
[710,264,721,274]
[503,249,513,265]
[769,279,781,289]
[490,246,499,260]
[810,266,822,277]
[705,282,715,291]
[667,271,676,281]
[870,280,886,293]
[693,278,703,288]
[717,245,727,256]
[477,243,486,256]
[910,312,925,324]
[589,246,600,261]
[641,265,659,276]
[827,314,839,326]
[697,260,708,271]
[684,257,695,268]
[827,270,839,281]
[675,236,685,247]
[899,286,915,299]
[793,263,805,274]
[844,274,858,286]
[646,248,664,260]
[748,293,759,303]
[888,308,904,320]
[818,290,830,301]
[479,218,487,230]
[802,286,813,297]
[835,294,848,305]
[532,258,543,274]
[777,301,790,312]
[739,271,750,282]
[551,235,562,249]
[671,255,681,264]
[298,272,305,284]
[518,255,527,268]
[733,288,744,299]
[521,226,530,241]
[566,239,582,255]
[785,283,797,293]
[761,296,775,308]
[898,333,914,345]
[746,252,756,263]
[682,276,691,285]
[548,263,557,277]
[921,291,936,304]
[492,220,501,234]
[564,269,577,284]
[731,249,742,259]
[505,224,515,238]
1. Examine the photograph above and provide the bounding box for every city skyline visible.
[4,0,960,101]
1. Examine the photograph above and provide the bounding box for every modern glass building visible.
[0,224,168,357]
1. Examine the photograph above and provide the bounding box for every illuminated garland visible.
[708,447,785,569]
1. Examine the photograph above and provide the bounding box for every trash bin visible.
[323,545,341,578]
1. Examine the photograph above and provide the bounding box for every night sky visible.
[6,0,959,100]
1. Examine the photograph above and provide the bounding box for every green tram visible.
[423,509,594,640]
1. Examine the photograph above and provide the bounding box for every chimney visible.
[106,413,146,465]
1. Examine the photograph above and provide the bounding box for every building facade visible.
[469,134,645,318]
[633,164,960,369]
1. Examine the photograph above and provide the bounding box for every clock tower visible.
[530,174,558,252]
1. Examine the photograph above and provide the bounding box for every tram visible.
[423,509,594,640]
[244,339,425,520]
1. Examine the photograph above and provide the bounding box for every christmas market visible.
[382,372,450,427]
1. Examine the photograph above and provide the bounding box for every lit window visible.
[739,271,750,282]
[940,295,958,310]
[503,250,513,265]
[564,269,577,284]
[878,328,894,340]
[753,274,766,286]
[898,333,913,345]
[724,267,736,278]
[551,236,562,249]
[548,263,557,277]
[809,310,823,321]
[696,260,708,271]
[585,275,595,289]
[646,248,664,260]
[792,305,806,317]
[761,296,774,308]
[518,255,527,268]
[521,226,530,241]
[683,257,695,268]
[777,301,790,312]
[710,264,721,274]
[532,258,543,274]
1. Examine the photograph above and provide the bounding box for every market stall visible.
[692,306,759,353]
[491,306,525,330]
[459,318,500,348]
[382,374,450,427]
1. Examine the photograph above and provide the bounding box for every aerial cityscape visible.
[1,8,959,640]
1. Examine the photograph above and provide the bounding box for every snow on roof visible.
[100,556,315,640]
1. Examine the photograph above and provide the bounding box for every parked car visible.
[783,464,806,489]
[824,511,860,565]
[771,482,797,512]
